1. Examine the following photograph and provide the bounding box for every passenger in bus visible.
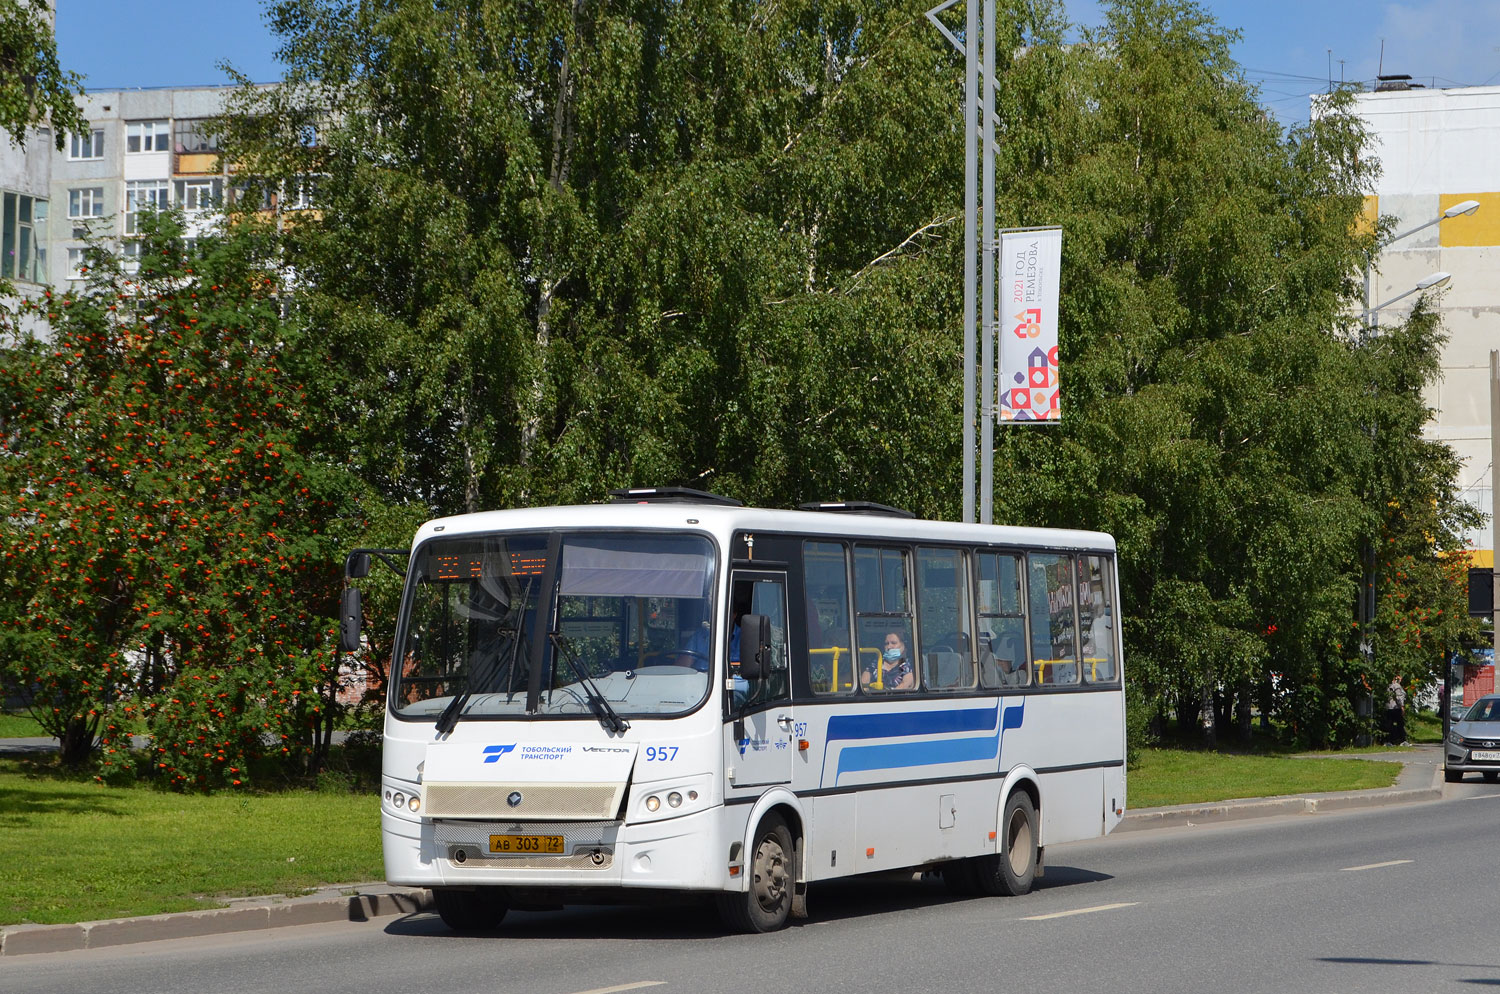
[997,650,1028,687]
[861,631,916,691]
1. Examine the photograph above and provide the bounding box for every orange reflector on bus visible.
[866,847,875,858]
[729,865,741,876]
[798,739,810,751]
[989,831,997,840]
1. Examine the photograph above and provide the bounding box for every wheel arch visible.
[998,765,1041,842]
[728,788,805,893]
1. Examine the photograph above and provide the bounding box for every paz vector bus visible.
[340,487,1126,933]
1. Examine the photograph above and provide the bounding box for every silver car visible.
[1446,694,1500,783]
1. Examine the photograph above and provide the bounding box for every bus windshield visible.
[392,531,718,721]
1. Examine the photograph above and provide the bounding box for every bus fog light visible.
[667,792,683,808]
[408,795,421,812]
[688,790,698,801]
[645,795,661,811]
[392,791,406,809]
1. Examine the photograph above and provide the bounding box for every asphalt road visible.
[6,780,1500,994]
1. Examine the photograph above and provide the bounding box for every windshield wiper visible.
[549,632,630,734]
[434,683,470,735]
[436,577,534,735]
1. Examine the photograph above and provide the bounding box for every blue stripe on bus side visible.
[825,706,997,741]
[824,698,1027,786]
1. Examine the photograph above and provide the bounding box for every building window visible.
[172,118,219,154]
[173,178,222,212]
[66,246,88,279]
[124,180,169,235]
[125,120,170,153]
[68,187,106,219]
[285,176,319,210]
[121,240,142,272]
[2,192,47,283]
[69,129,104,160]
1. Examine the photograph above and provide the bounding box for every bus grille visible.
[422,781,624,820]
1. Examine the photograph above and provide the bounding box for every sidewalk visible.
[0,742,1446,956]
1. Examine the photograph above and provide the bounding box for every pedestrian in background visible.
[1385,674,1407,746]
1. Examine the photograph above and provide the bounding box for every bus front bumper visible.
[383,805,728,892]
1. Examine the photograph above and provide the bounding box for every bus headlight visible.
[645,795,661,811]
[407,794,421,813]
[392,791,406,809]
[667,792,683,808]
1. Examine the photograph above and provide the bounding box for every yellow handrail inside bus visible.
[1034,656,1113,683]
[809,646,854,692]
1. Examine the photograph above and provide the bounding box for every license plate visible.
[489,834,565,854]
[1471,750,1500,762]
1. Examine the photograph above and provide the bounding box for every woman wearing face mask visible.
[861,631,916,691]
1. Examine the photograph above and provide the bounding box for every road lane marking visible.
[1340,859,1414,872]
[566,983,665,994]
[1021,902,1138,921]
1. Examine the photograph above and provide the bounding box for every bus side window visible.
[916,547,975,691]
[977,551,1028,688]
[854,546,915,693]
[1078,555,1117,683]
[1028,552,1079,687]
[803,542,855,695]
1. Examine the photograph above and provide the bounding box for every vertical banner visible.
[997,227,1063,423]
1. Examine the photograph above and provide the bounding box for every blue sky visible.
[55,0,1500,124]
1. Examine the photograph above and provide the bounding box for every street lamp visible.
[1360,271,1452,334]
[1364,201,1478,333]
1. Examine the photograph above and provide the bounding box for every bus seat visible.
[926,650,964,689]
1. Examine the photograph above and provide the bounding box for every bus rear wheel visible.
[716,814,794,933]
[966,791,1038,897]
[433,887,508,931]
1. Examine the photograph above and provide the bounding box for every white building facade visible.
[1355,84,1500,558]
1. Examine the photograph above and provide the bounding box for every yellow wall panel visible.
[1439,193,1500,246]
[1356,195,1378,239]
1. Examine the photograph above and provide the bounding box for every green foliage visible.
[985,0,1480,746]
[0,214,365,786]
[224,0,967,518]
[0,0,85,149]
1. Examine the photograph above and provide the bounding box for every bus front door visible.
[726,570,793,787]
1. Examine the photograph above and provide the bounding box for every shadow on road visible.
[382,863,1115,941]
[1318,956,1500,986]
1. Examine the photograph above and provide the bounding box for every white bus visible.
[344,488,1126,933]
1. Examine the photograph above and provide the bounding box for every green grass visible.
[1408,710,1442,744]
[0,763,383,926]
[1129,748,1401,808]
[0,712,46,738]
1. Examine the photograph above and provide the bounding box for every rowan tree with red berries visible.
[0,214,364,786]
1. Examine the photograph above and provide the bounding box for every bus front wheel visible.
[716,814,794,933]
[968,791,1038,897]
[433,887,508,931]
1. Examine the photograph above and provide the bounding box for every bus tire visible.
[433,887,508,931]
[970,791,1038,897]
[716,814,794,933]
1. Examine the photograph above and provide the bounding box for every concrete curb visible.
[0,885,433,958]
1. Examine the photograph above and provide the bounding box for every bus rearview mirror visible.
[739,613,771,681]
[339,586,363,653]
[345,551,371,580]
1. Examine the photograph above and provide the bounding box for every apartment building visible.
[1354,81,1500,556]
[50,86,242,285]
